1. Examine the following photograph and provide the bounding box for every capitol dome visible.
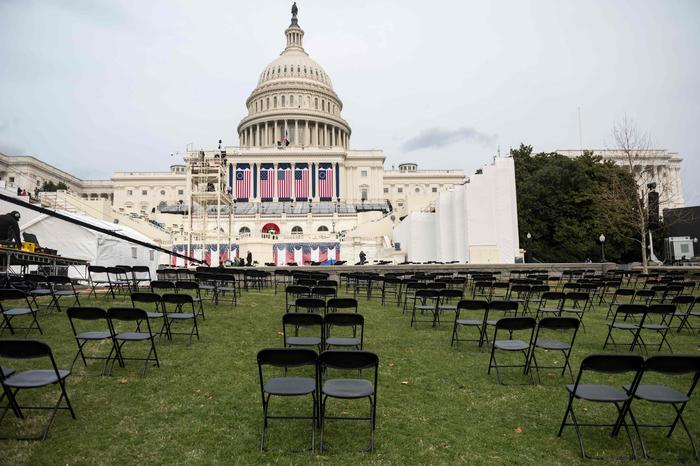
[237,5,351,150]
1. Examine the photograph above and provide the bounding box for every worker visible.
[0,211,22,247]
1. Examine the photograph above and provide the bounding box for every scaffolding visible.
[185,150,232,265]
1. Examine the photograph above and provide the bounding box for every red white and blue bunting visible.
[272,242,340,266]
[171,243,240,267]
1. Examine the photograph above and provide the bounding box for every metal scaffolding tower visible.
[185,149,232,265]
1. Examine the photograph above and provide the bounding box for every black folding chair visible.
[282,313,324,351]
[150,280,176,295]
[534,291,564,320]
[106,307,160,376]
[410,289,440,328]
[175,281,206,319]
[131,266,152,289]
[67,306,120,375]
[23,273,52,309]
[673,296,697,334]
[161,294,199,344]
[285,285,311,312]
[436,289,464,323]
[0,339,76,440]
[0,288,42,336]
[294,298,326,315]
[603,304,647,351]
[527,316,580,383]
[257,348,318,452]
[131,292,169,340]
[620,355,700,460]
[381,277,401,305]
[324,313,364,350]
[106,266,132,296]
[327,297,358,314]
[558,354,644,459]
[451,299,489,348]
[87,265,111,298]
[635,304,675,353]
[606,288,636,319]
[487,316,536,385]
[312,287,336,305]
[318,350,379,452]
[484,300,519,345]
[523,284,550,315]
[560,292,590,332]
[46,275,81,312]
[214,274,237,307]
[194,272,218,304]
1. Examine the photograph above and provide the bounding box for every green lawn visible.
[1,285,698,465]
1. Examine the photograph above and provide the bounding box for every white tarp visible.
[0,197,162,277]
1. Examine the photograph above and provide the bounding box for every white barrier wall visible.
[392,157,519,264]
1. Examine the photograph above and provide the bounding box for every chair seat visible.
[438,305,458,311]
[4,369,70,388]
[54,290,79,296]
[622,384,689,403]
[323,378,374,398]
[146,311,164,319]
[77,331,112,340]
[2,307,33,316]
[415,305,436,311]
[169,313,195,319]
[610,323,639,330]
[538,307,560,314]
[641,324,668,330]
[264,376,316,396]
[494,339,529,351]
[561,307,583,314]
[535,339,570,350]
[286,336,322,346]
[115,332,153,341]
[28,289,52,296]
[456,319,482,326]
[566,383,628,402]
[326,337,361,347]
[1,366,14,377]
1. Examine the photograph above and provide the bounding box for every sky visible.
[1,0,699,203]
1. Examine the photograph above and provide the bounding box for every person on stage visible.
[0,211,22,247]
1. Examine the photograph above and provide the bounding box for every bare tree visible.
[600,116,684,271]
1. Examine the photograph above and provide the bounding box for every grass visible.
[1,283,699,465]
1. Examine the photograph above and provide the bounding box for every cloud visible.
[401,127,497,152]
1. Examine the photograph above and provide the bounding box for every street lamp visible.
[525,232,532,263]
[599,234,606,262]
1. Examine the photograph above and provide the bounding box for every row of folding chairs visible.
[257,348,379,452]
[282,312,365,352]
[559,353,700,460]
[22,274,81,312]
[604,303,682,353]
[87,265,150,298]
[285,286,345,312]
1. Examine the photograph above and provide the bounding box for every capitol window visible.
[361,170,368,177]
[239,226,251,235]
[274,97,277,108]
[317,225,329,232]
[266,98,270,109]
[314,98,318,109]
[178,189,184,195]
[142,189,148,195]
[432,187,438,193]
[281,95,285,107]
[397,187,403,193]
[160,190,166,195]
[415,187,420,193]
[291,226,303,234]
[127,190,133,196]
[290,95,294,106]
[383,187,389,193]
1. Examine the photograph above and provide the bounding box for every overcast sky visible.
[1,0,698,203]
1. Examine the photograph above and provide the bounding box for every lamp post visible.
[525,232,532,263]
[599,234,606,262]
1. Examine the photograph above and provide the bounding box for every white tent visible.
[0,197,162,277]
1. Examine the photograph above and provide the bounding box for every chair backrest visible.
[131,292,163,304]
[88,265,107,274]
[495,316,536,331]
[327,298,358,312]
[457,299,488,311]
[286,285,311,295]
[541,291,565,301]
[150,280,176,291]
[0,339,53,359]
[325,312,363,327]
[313,287,336,297]
[283,312,323,327]
[67,306,107,321]
[108,307,148,322]
[175,280,200,290]
[538,316,580,331]
[530,284,550,293]
[48,275,73,285]
[415,289,440,299]
[580,353,644,373]
[318,279,338,288]
[162,293,194,305]
[615,288,636,297]
[257,347,317,368]
[0,288,29,301]
[563,292,589,303]
[319,350,378,371]
[488,300,519,313]
[294,298,326,311]
[439,289,463,299]
[615,303,647,316]
[297,279,317,287]
[510,284,531,293]
[642,355,700,375]
[646,303,675,315]
[673,295,695,306]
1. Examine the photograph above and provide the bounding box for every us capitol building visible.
[0,5,684,265]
